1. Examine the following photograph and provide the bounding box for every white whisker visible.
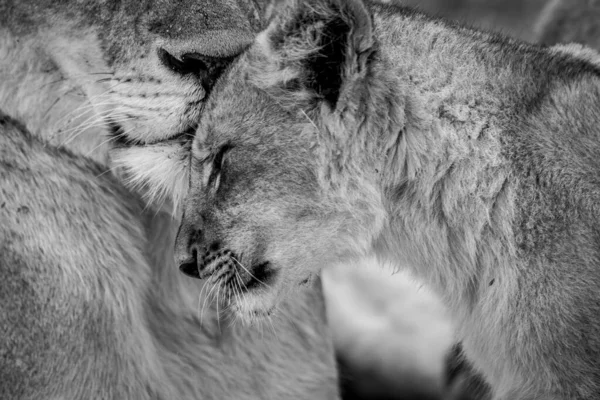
[94,164,121,179]
[200,281,218,326]
[196,279,212,322]
[215,285,222,334]
[231,256,269,288]
[51,96,114,132]
[84,135,117,157]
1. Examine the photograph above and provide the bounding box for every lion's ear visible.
[250,0,374,110]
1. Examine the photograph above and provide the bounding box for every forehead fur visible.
[1,0,265,62]
[1,0,264,33]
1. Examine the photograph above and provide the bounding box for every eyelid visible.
[212,144,233,167]
[206,143,233,188]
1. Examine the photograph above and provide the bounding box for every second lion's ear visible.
[249,0,375,111]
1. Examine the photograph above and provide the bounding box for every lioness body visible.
[0,0,340,398]
[176,0,600,398]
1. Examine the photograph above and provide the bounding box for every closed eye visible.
[207,143,233,189]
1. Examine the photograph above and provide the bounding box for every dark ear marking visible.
[305,13,351,107]
[261,0,375,110]
[213,143,233,170]
[157,48,235,93]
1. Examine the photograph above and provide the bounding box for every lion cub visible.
[175,0,600,398]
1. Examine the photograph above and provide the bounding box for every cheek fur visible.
[111,143,189,210]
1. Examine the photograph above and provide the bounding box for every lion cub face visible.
[176,82,348,319]
[176,0,385,320]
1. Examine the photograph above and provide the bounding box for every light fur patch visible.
[111,142,190,211]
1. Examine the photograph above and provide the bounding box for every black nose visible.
[179,258,201,279]
[174,222,204,279]
[177,240,225,280]
[157,48,234,91]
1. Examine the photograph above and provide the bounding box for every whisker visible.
[226,277,241,329]
[300,109,319,131]
[41,87,80,121]
[228,313,237,329]
[196,285,205,322]
[53,103,117,138]
[58,118,111,148]
[59,119,106,147]
[231,256,269,288]
[59,111,133,146]
[199,281,213,324]
[54,80,125,127]
[233,272,249,327]
[47,77,122,132]
[233,272,244,306]
[215,285,222,334]
[95,77,116,84]
[196,279,212,322]
[49,104,97,141]
[232,274,245,318]
[201,281,219,326]
[84,135,118,157]
[94,164,122,179]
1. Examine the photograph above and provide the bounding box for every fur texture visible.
[0,1,340,399]
[0,0,265,206]
[448,1,600,398]
[177,0,600,398]
[0,111,339,399]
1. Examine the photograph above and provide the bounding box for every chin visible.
[229,290,280,325]
[226,273,309,324]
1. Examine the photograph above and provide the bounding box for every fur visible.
[450,1,600,398]
[177,0,600,398]
[0,0,265,204]
[0,1,340,398]
[0,110,339,399]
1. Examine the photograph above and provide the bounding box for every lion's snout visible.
[198,248,236,280]
[175,231,233,281]
[174,227,250,286]
[175,221,277,294]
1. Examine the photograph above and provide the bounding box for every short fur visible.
[0,111,339,399]
[450,1,600,398]
[0,1,340,399]
[177,0,600,398]
[0,0,264,205]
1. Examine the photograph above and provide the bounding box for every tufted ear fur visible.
[250,0,375,111]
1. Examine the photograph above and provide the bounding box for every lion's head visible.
[1,0,265,205]
[175,0,392,320]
